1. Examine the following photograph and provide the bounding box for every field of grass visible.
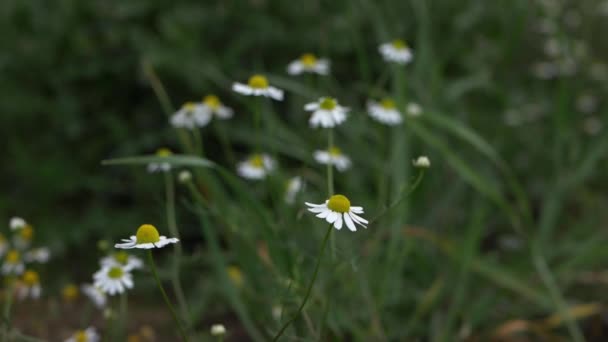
[1,0,607,341]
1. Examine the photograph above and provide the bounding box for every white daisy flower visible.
[379,39,414,65]
[100,251,143,271]
[114,224,179,249]
[284,176,303,204]
[65,327,100,342]
[147,148,173,173]
[16,270,42,300]
[237,154,275,180]
[93,265,133,296]
[305,97,349,128]
[305,194,368,232]
[2,250,25,275]
[201,94,234,120]
[313,147,351,172]
[367,98,403,125]
[24,247,51,263]
[81,284,107,309]
[287,53,330,75]
[406,102,423,117]
[9,217,27,230]
[413,156,431,168]
[232,74,284,101]
[210,324,227,336]
[170,102,209,129]
[0,234,9,257]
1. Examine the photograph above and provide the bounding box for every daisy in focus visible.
[101,251,143,271]
[284,176,304,204]
[115,224,179,249]
[232,74,284,101]
[2,250,25,275]
[65,327,100,342]
[314,147,351,172]
[9,217,27,231]
[16,270,42,300]
[147,148,173,173]
[305,97,349,128]
[367,98,403,125]
[305,194,368,231]
[93,264,133,295]
[81,284,107,308]
[379,39,414,64]
[287,53,330,75]
[237,154,275,180]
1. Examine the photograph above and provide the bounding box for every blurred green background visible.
[1,0,607,340]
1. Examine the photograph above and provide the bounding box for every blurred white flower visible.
[287,53,330,75]
[24,247,51,263]
[406,102,423,117]
[284,176,303,204]
[305,97,349,128]
[232,74,284,100]
[237,154,275,180]
[178,170,192,183]
[114,224,179,250]
[305,195,368,231]
[367,98,402,125]
[147,148,172,173]
[9,217,27,231]
[210,324,226,336]
[81,284,107,309]
[272,305,283,320]
[93,265,133,295]
[314,147,351,172]
[170,102,208,129]
[65,327,100,342]
[16,270,42,300]
[101,251,143,271]
[2,250,24,275]
[413,156,431,168]
[201,94,234,120]
[379,39,413,64]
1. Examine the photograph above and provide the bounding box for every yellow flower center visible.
[183,102,196,111]
[203,95,221,109]
[136,224,160,244]
[300,53,318,67]
[248,74,269,89]
[392,39,407,49]
[327,194,351,213]
[113,251,129,265]
[108,267,124,279]
[23,270,39,286]
[156,148,172,157]
[329,146,342,156]
[227,266,244,288]
[319,97,337,110]
[380,98,396,109]
[6,250,20,264]
[62,284,79,301]
[249,155,264,168]
[74,330,88,342]
[20,225,34,241]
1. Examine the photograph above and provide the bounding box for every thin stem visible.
[2,282,14,340]
[119,292,128,339]
[326,128,334,196]
[164,173,191,327]
[272,224,333,341]
[147,250,189,342]
[192,128,204,157]
[254,97,262,153]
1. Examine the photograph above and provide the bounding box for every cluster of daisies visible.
[1,217,50,301]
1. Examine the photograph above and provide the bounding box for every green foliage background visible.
[1,0,607,340]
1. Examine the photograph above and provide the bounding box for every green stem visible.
[119,292,128,339]
[164,173,191,327]
[254,97,262,153]
[147,250,189,342]
[214,122,235,164]
[327,129,334,196]
[272,224,333,341]
[2,282,14,340]
[192,128,204,157]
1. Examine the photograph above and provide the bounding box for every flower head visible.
[367,98,403,125]
[2,250,24,275]
[16,270,41,300]
[62,283,79,302]
[287,53,330,75]
[413,156,431,168]
[93,265,133,295]
[313,147,351,172]
[379,39,414,64]
[65,327,100,342]
[101,251,143,271]
[406,102,423,117]
[227,266,244,288]
[170,102,209,129]
[9,217,27,231]
[178,170,192,183]
[202,94,234,119]
[232,74,284,100]
[305,97,349,128]
[211,324,227,336]
[13,224,34,249]
[284,176,303,204]
[237,154,275,180]
[305,195,368,231]
[115,224,179,249]
[147,148,172,173]
[24,247,51,263]
[81,284,107,309]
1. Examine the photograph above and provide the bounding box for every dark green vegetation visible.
[1,0,607,340]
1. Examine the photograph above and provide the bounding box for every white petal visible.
[326,211,339,223]
[344,213,356,232]
[334,215,343,230]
